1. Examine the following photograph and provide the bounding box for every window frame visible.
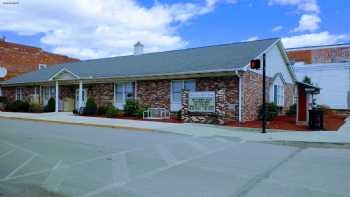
[170,79,196,111]
[15,87,24,101]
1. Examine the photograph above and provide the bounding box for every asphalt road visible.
[0,118,350,197]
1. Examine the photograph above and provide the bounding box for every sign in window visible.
[188,92,215,112]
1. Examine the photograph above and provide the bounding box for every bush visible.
[85,97,97,115]
[286,103,297,115]
[28,103,44,113]
[124,100,139,116]
[258,102,278,121]
[136,105,148,118]
[176,110,182,120]
[6,100,30,112]
[0,96,8,103]
[72,109,78,115]
[105,106,120,118]
[97,106,108,115]
[44,97,55,112]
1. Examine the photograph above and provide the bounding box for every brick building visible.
[287,43,350,109]
[1,38,296,122]
[0,37,78,81]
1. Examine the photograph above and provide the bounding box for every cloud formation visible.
[293,14,321,32]
[282,31,347,48]
[0,0,233,59]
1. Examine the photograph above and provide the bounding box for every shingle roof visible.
[2,38,279,85]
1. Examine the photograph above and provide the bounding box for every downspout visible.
[235,70,243,122]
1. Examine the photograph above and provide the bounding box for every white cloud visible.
[282,31,347,48]
[0,0,233,59]
[244,36,259,42]
[272,25,283,32]
[292,14,320,32]
[268,0,319,13]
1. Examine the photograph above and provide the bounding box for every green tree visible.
[303,75,313,85]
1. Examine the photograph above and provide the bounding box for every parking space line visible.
[112,153,130,184]
[0,140,39,156]
[156,144,177,166]
[1,148,142,182]
[42,160,67,191]
[4,154,37,180]
[184,139,210,153]
[79,145,233,197]
[0,149,16,160]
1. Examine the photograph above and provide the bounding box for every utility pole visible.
[262,53,266,133]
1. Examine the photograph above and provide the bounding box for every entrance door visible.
[75,89,87,109]
[115,82,134,109]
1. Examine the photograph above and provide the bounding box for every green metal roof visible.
[2,38,279,85]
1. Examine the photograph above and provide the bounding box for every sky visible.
[0,0,349,60]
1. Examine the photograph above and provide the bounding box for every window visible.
[38,64,47,70]
[115,82,135,109]
[171,79,196,111]
[16,88,24,101]
[273,84,284,106]
[42,86,56,105]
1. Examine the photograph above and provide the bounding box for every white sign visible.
[0,67,7,78]
[188,91,215,112]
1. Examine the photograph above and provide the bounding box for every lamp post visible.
[262,53,266,133]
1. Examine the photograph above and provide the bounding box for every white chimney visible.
[134,41,144,55]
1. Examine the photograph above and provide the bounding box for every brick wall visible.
[241,71,295,121]
[287,50,312,64]
[0,40,78,81]
[137,80,171,110]
[196,76,239,119]
[287,46,350,64]
[86,83,114,107]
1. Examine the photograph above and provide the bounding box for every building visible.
[287,43,350,109]
[0,37,78,81]
[1,38,296,122]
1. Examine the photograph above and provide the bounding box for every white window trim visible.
[170,79,196,112]
[115,81,135,109]
[16,87,24,101]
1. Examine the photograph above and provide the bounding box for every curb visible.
[0,116,154,132]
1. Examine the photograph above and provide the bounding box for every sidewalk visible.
[0,112,349,143]
[0,112,179,131]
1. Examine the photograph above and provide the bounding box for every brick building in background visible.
[0,37,78,81]
[287,43,350,109]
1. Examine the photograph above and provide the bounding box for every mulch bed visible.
[225,114,347,131]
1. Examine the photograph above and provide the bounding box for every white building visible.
[294,63,350,109]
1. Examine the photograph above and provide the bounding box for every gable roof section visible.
[2,38,279,85]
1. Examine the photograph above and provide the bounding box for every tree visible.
[303,75,313,85]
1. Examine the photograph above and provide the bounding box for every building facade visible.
[287,43,350,109]
[1,38,296,122]
[0,37,78,81]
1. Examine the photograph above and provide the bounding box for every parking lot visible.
[1,118,350,197]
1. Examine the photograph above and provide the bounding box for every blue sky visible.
[0,0,349,59]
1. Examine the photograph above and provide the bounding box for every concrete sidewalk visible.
[0,112,349,143]
[0,112,179,131]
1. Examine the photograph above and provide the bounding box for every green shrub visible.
[176,110,182,120]
[85,97,97,115]
[105,106,120,118]
[97,106,108,115]
[72,109,78,115]
[28,103,44,113]
[258,102,278,121]
[0,96,8,103]
[136,105,148,118]
[6,100,30,112]
[44,97,56,112]
[286,103,297,115]
[124,100,139,116]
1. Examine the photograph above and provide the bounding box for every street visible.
[0,118,350,197]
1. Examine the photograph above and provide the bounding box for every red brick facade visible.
[0,39,78,80]
[287,45,350,64]
[2,73,294,122]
